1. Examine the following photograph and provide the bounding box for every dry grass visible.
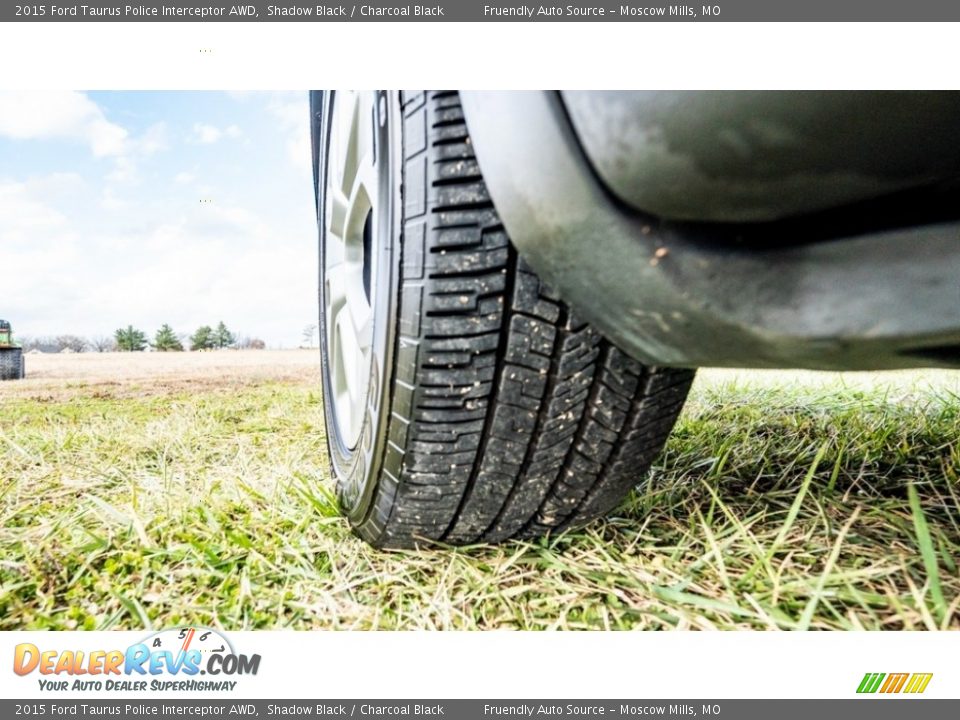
[5,349,319,400]
[1,351,959,630]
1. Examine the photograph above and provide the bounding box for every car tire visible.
[0,348,24,381]
[318,90,695,548]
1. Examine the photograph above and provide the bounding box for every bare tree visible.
[302,323,318,347]
[22,336,60,353]
[89,335,117,353]
[236,335,266,350]
[54,335,88,353]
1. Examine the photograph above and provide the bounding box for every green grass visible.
[2,369,959,630]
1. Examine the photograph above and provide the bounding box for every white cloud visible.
[75,206,309,346]
[106,155,137,183]
[192,123,222,144]
[191,123,242,144]
[0,93,317,347]
[0,93,168,191]
[0,174,82,241]
[266,93,311,175]
[2,177,314,347]
[0,175,86,326]
[137,122,168,155]
[100,188,124,210]
[0,91,128,157]
[102,123,168,185]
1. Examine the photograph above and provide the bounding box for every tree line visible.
[19,322,266,353]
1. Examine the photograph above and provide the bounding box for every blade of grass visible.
[771,441,830,551]
[908,482,947,626]
[797,506,861,630]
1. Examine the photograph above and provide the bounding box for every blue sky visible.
[0,91,317,348]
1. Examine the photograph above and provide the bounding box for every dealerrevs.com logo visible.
[13,627,261,692]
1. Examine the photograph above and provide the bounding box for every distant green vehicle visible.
[0,319,25,380]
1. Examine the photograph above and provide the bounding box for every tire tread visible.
[347,92,694,548]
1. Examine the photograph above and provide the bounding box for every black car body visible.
[460,91,960,371]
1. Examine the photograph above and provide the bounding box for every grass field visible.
[2,350,959,630]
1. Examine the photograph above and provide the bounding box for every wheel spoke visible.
[325,187,349,270]
[351,159,378,224]
[341,92,376,197]
[327,265,371,345]
[344,269,373,346]
[335,309,361,394]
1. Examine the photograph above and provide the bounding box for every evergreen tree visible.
[213,321,235,349]
[114,325,147,352]
[153,324,184,352]
[190,325,215,351]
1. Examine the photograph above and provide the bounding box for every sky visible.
[0,91,317,348]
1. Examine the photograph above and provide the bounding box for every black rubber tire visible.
[321,91,695,548]
[0,348,23,381]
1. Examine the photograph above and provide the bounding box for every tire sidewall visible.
[318,91,402,526]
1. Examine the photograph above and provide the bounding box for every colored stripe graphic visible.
[904,674,934,694]
[857,673,885,694]
[881,673,909,693]
[857,672,932,694]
